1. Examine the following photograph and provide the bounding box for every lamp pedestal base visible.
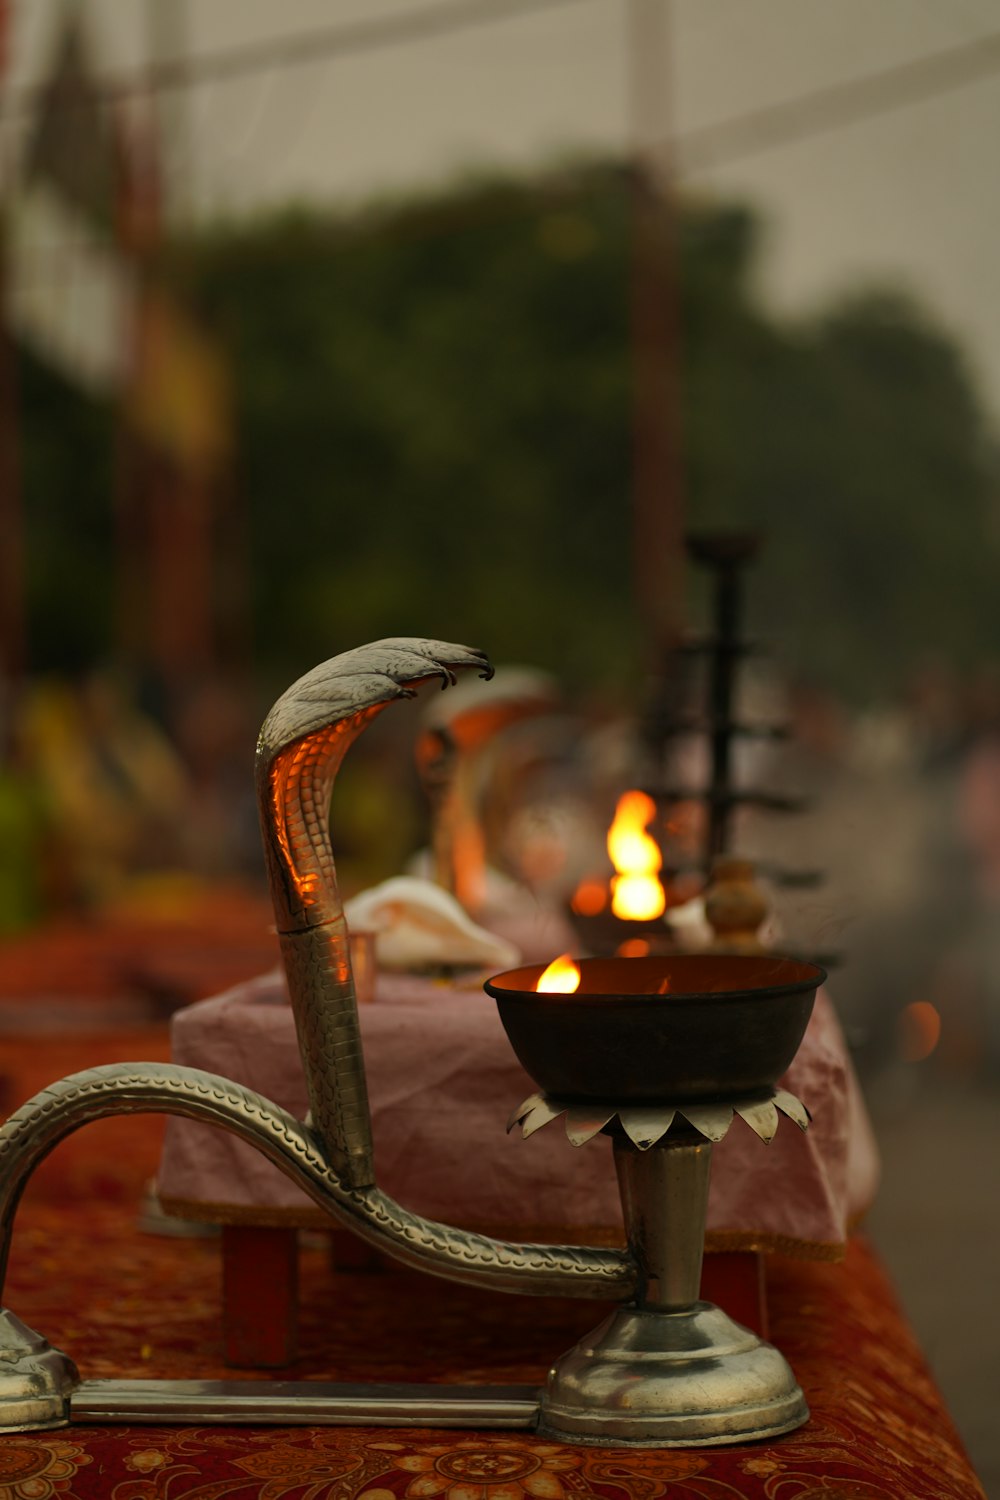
[539,1301,807,1447]
[0,1310,78,1433]
[509,1095,814,1448]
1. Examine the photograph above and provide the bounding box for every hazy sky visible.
[11,0,1000,414]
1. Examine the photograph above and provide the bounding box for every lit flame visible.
[607,790,666,921]
[571,878,608,917]
[536,953,581,993]
[900,1001,941,1062]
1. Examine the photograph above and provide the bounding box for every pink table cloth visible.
[158,971,879,1258]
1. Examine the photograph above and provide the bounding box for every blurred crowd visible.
[2,651,1000,1087]
[745,655,1000,1084]
[0,669,261,925]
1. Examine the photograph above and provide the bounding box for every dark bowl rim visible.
[483,956,827,1007]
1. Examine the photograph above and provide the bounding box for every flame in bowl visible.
[536,953,582,993]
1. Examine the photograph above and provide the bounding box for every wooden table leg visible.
[222,1225,299,1368]
[329,1228,382,1273]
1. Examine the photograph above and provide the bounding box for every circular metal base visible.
[0,1310,79,1433]
[539,1301,808,1447]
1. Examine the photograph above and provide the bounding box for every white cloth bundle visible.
[344,876,520,972]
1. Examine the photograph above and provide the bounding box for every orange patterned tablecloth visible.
[3,1213,985,1498]
[0,1034,986,1500]
[0,890,278,1023]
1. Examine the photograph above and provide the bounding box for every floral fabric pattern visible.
[0,1437,91,1500]
[1,1098,985,1500]
[391,1438,580,1500]
[0,1415,975,1500]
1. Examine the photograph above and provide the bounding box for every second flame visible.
[607,789,666,921]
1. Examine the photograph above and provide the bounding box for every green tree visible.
[20,163,1000,703]
[20,348,115,671]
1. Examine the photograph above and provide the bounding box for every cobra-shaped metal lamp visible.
[0,639,633,1435]
[0,638,821,1445]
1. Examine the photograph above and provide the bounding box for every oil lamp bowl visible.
[485,954,824,1104]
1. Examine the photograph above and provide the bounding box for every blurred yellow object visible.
[21,677,189,910]
[128,289,231,474]
[100,872,215,923]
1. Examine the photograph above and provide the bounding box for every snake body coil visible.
[0,1064,631,1300]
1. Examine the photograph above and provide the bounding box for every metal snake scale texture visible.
[253,637,633,1296]
[0,1063,632,1300]
[255,640,497,1186]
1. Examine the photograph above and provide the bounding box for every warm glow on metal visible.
[607,791,666,921]
[536,953,581,993]
[571,878,608,917]
[900,1001,941,1062]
